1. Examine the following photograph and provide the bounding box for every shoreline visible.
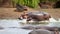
[0,8,60,19]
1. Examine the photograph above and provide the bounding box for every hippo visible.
[27,11,51,21]
[19,11,51,21]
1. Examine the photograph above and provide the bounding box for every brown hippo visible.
[27,11,51,21]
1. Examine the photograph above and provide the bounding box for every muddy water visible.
[0,18,60,34]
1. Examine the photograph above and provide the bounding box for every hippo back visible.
[27,12,51,21]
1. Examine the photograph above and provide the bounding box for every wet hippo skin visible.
[27,12,51,21]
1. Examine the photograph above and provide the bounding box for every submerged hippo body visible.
[27,12,51,21]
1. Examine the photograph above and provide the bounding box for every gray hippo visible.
[19,11,51,21]
[21,26,58,34]
[27,11,51,21]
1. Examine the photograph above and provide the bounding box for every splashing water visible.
[49,18,58,22]
[47,18,60,27]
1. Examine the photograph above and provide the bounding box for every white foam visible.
[47,18,60,27]
[19,19,27,23]
[49,18,57,22]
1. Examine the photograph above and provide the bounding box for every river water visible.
[0,18,60,34]
[0,19,32,34]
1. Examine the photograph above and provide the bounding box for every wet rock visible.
[29,29,52,34]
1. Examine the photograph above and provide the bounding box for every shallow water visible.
[0,18,60,27]
[0,28,32,34]
[47,18,60,27]
[0,19,32,34]
[0,18,60,34]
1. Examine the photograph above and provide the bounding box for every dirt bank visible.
[0,8,60,19]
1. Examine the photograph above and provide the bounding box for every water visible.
[47,18,60,27]
[0,18,60,34]
[0,28,32,34]
[0,19,32,34]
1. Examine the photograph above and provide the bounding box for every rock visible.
[29,29,52,34]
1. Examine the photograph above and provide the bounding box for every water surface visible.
[0,18,60,34]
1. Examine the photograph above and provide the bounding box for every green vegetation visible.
[12,0,59,8]
[16,0,39,8]
[14,0,57,8]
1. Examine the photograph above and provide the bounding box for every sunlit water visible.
[0,19,32,34]
[0,18,60,34]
